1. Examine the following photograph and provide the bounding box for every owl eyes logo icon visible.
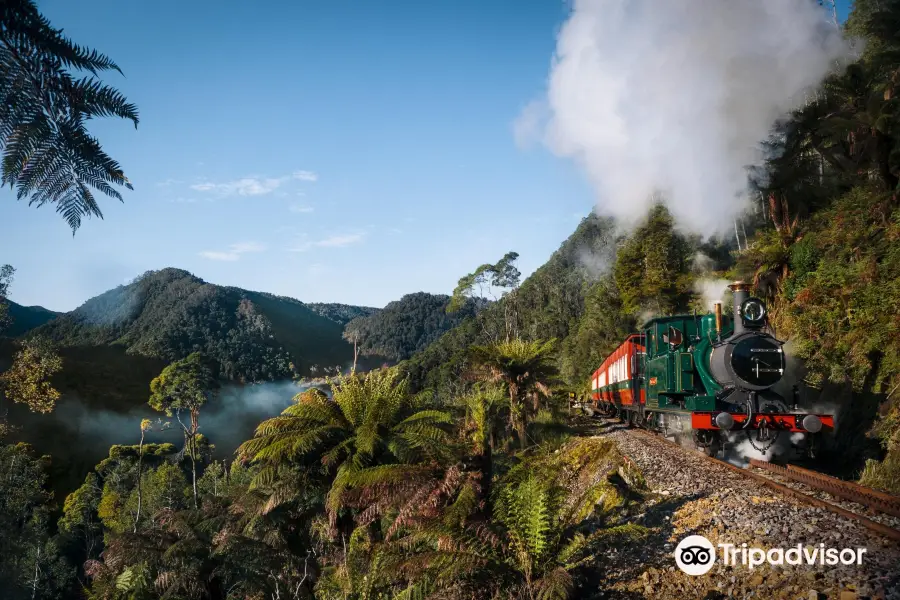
[675,535,716,575]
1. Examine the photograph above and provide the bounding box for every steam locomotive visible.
[586,282,833,458]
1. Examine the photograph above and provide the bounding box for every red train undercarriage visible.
[690,411,835,432]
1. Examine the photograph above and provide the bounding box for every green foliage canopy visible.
[1,0,139,231]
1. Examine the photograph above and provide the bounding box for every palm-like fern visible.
[379,438,648,600]
[1,0,138,232]
[469,339,559,450]
[459,386,509,506]
[238,370,454,525]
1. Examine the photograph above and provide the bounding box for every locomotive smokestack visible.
[728,281,750,335]
[714,302,723,340]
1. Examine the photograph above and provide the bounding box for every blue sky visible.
[0,0,853,312]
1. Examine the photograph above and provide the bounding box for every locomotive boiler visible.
[587,282,833,457]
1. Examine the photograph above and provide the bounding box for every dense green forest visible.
[31,268,375,382]
[305,303,380,326]
[1,0,900,599]
[342,292,482,362]
[4,300,60,336]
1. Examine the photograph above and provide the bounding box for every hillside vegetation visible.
[343,292,482,362]
[3,301,60,337]
[400,213,632,394]
[33,268,368,382]
[306,302,379,325]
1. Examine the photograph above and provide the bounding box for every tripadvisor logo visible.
[674,535,868,575]
[675,535,716,575]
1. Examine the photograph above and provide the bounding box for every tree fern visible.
[469,339,559,450]
[371,438,648,599]
[238,369,453,528]
[1,0,138,232]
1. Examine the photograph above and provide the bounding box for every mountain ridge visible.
[31,267,379,382]
[3,300,61,337]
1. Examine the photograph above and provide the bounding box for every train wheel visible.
[702,441,721,457]
[694,430,721,457]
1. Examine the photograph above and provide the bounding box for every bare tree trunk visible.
[352,337,358,373]
[176,410,200,509]
[190,436,198,509]
[134,428,145,533]
[30,545,41,600]
[191,409,200,508]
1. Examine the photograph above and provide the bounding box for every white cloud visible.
[199,251,240,261]
[289,204,314,214]
[292,170,318,182]
[230,241,265,253]
[286,233,364,252]
[199,241,266,261]
[186,169,317,199]
[316,234,363,248]
[190,177,289,196]
[156,178,182,187]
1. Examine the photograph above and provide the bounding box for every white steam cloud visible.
[690,252,730,311]
[724,431,808,467]
[519,0,856,233]
[694,278,730,312]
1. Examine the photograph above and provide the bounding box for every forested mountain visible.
[32,268,365,382]
[343,292,482,361]
[306,302,380,325]
[401,212,631,393]
[3,301,59,336]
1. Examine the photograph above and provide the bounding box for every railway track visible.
[749,460,900,519]
[621,424,900,544]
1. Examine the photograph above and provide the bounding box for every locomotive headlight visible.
[714,412,735,430]
[740,298,767,324]
[801,414,823,433]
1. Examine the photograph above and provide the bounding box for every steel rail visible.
[749,459,900,519]
[787,463,900,508]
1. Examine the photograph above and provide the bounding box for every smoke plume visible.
[518,0,856,233]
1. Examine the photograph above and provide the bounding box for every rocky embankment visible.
[591,420,900,600]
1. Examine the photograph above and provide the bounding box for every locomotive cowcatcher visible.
[586,282,834,458]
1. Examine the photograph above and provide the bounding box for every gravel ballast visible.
[590,420,900,600]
